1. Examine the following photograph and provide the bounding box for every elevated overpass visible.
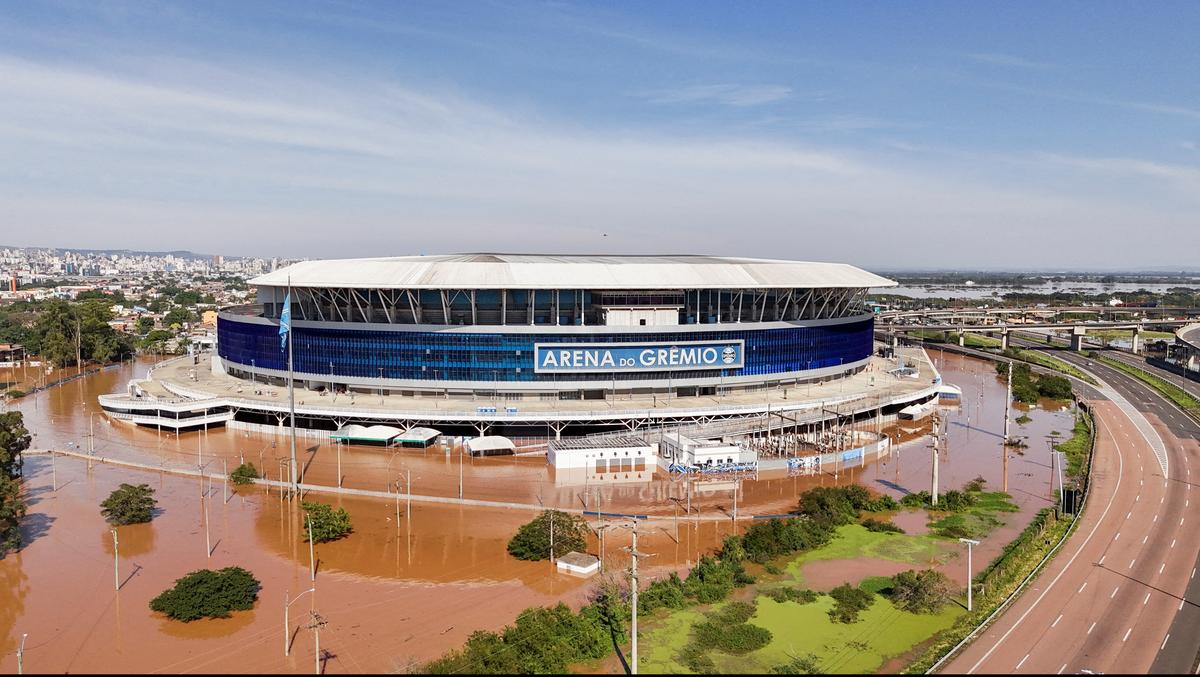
[877,319,1188,353]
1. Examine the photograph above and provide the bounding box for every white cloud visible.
[0,56,1195,268]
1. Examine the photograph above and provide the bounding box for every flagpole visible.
[287,277,299,497]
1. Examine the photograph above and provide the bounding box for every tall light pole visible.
[307,517,316,582]
[284,587,316,656]
[959,538,981,611]
[1003,361,1012,493]
[111,529,120,591]
[16,632,27,675]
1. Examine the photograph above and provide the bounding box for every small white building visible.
[660,432,755,470]
[556,551,600,577]
[548,436,656,473]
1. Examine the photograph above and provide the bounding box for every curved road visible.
[944,347,1200,674]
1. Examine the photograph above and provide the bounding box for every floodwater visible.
[876,281,1200,300]
[0,350,1075,672]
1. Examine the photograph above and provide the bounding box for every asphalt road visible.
[943,343,1200,674]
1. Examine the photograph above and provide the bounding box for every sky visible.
[1,1,1198,270]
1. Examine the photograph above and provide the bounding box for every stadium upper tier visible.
[246,254,894,326]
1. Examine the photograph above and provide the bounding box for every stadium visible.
[101,254,941,442]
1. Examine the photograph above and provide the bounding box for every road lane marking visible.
[1128,511,1133,520]
[1088,621,1097,634]
[1154,514,1159,522]
[1052,613,1063,627]
[965,413,1127,674]
[1162,633,1170,650]
[1180,598,1186,610]
[1057,663,1066,675]
[1145,592,1152,605]
[1078,582,1087,593]
[1111,586,1119,598]
[1130,559,1137,569]
[1160,563,1166,574]
[1114,533,1120,541]
[1183,517,1186,526]
[1016,654,1030,670]
[1123,628,1132,642]
[1172,539,1177,548]
[1137,495,1141,502]
[1099,555,1106,565]
[1143,534,1149,544]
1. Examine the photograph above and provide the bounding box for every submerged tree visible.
[0,412,31,557]
[507,510,589,561]
[100,483,158,525]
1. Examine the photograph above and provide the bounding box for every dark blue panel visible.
[217,316,874,383]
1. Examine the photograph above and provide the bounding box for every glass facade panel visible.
[217,315,874,384]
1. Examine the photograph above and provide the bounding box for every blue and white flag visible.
[279,289,292,350]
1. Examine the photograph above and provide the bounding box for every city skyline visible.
[1,1,1197,268]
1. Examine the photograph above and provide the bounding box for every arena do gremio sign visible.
[534,340,744,373]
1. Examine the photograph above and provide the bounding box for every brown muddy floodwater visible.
[0,350,1077,672]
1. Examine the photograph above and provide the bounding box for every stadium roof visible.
[250,254,895,290]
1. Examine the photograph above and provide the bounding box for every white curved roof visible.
[250,254,895,290]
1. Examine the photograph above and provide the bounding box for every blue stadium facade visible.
[215,255,892,399]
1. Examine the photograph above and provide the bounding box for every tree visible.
[827,583,874,623]
[229,462,259,486]
[300,501,352,543]
[100,483,157,525]
[506,510,589,561]
[888,569,955,614]
[149,567,260,621]
[0,412,31,557]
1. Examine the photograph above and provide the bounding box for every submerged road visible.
[943,349,1200,674]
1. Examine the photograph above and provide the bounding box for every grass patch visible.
[910,329,1002,349]
[1089,328,1174,341]
[782,524,949,583]
[1054,411,1094,479]
[642,595,964,674]
[1009,348,1097,384]
[1094,354,1200,416]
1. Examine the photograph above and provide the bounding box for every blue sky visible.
[1,1,1197,269]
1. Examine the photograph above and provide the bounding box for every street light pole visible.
[284,587,316,656]
[111,528,120,591]
[16,632,27,675]
[307,517,316,582]
[959,538,980,611]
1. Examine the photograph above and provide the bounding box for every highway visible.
[943,344,1200,674]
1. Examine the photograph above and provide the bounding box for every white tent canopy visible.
[466,436,516,456]
[331,424,404,443]
[397,427,441,445]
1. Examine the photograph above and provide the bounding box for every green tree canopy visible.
[506,510,589,561]
[149,567,260,621]
[301,501,352,543]
[100,483,158,525]
[0,411,31,557]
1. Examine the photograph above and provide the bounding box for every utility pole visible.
[1003,361,1012,493]
[307,517,316,582]
[622,522,655,676]
[222,458,228,503]
[959,538,980,611]
[306,610,327,675]
[459,447,464,499]
[111,529,120,591]
[930,413,940,508]
[550,510,556,563]
[203,493,211,557]
[16,632,27,675]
